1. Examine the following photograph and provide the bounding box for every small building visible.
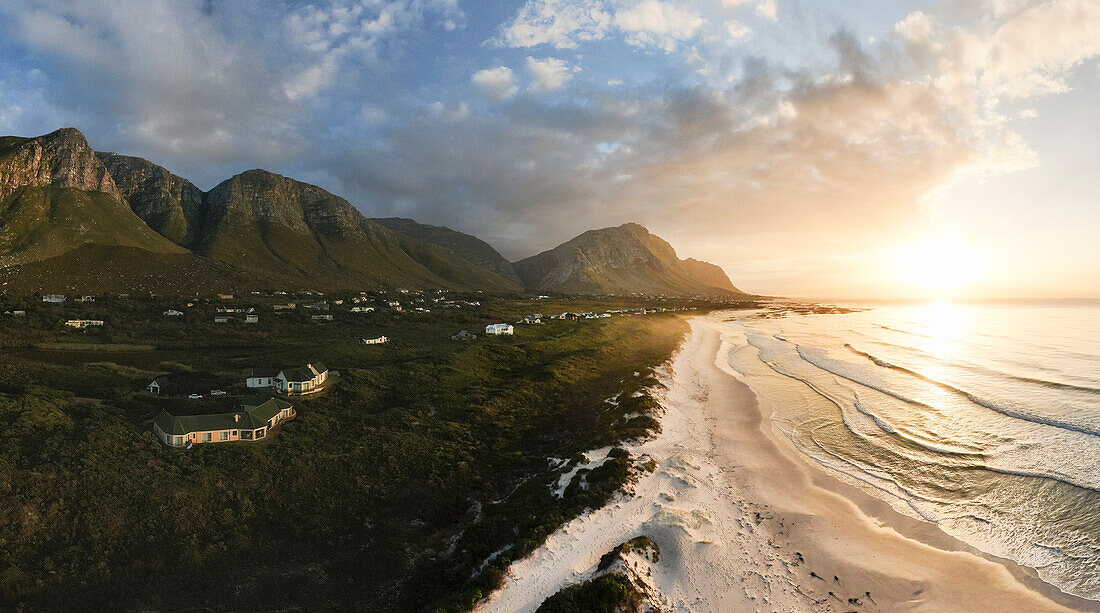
[451,330,477,341]
[218,294,234,300]
[521,314,542,324]
[153,397,295,447]
[214,316,230,323]
[65,319,104,329]
[245,314,259,324]
[163,309,184,317]
[246,370,279,389]
[275,363,329,396]
[485,323,514,336]
[42,294,66,303]
[312,314,333,321]
[11,310,26,316]
[273,303,296,311]
[359,336,387,344]
[350,306,375,313]
[147,376,168,394]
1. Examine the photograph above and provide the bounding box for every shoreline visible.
[477,313,1100,612]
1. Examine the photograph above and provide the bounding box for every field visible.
[0,291,752,611]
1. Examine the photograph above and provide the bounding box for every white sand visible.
[476,314,1100,613]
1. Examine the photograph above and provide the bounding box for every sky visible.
[0,0,1097,299]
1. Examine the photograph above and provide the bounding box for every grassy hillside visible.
[0,186,186,267]
[0,294,707,611]
[0,244,288,295]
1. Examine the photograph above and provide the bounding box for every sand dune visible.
[477,314,1100,612]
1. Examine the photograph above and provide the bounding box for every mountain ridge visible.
[514,223,742,296]
[0,128,741,295]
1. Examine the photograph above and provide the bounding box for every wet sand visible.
[477,314,1100,612]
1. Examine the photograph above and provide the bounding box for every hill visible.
[372,217,522,284]
[514,223,740,295]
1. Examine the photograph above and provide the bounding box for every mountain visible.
[0,128,520,292]
[371,217,522,284]
[96,152,206,247]
[514,223,741,295]
[0,129,187,267]
[192,170,521,291]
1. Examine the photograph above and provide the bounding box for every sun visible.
[891,232,991,293]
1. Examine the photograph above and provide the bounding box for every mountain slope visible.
[196,170,521,291]
[514,223,740,295]
[371,217,522,284]
[0,129,188,267]
[96,152,206,247]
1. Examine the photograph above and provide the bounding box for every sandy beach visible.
[477,313,1100,612]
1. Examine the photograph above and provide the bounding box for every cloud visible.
[755,0,778,21]
[472,66,519,100]
[527,57,575,92]
[497,0,708,51]
[614,0,705,51]
[496,0,612,48]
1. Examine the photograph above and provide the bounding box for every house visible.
[42,294,66,303]
[65,319,104,328]
[273,303,296,311]
[275,363,329,396]
[147,376,168,394]
[359,336,387,344]
[311,314,333,321]
[163,309,184,317]
[153,397,295,447]
[76,295,95,303]
[245,314,259,323]
[349,306,375,313]
[214,316,230,323]
[246,370,279,389]
[521,314,542,324]
[451,330,477,341]
[218,294,234,300]
[485,323,514,336]
[11,310,26,316]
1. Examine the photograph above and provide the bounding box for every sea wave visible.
[798,344,1100,439]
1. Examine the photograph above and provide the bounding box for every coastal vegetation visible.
[0,292,728,611]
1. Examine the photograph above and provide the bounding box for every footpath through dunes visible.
[477,313,1099,613]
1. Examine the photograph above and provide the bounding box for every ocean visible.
[721,300,1100,601]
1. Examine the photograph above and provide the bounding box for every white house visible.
[42,294,66,303]
[214,316,230,323]
[350,306,375,313]
[312,314,333,321]
[147,376,168,394]
[65,319,104,328]
[246,370,279,389]
[275,363,329,396]
[76,296,95,303]
[485,323,514,335]
[359,336,387,344]
[164,309,184,317]
[245,314,259,323]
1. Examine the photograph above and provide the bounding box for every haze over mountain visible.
[515,223,741,295]
[0,128,739,296]
[371,217,522,285]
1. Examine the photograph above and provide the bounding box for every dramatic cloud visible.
[1,0,1098,296]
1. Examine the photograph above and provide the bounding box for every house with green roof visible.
[153,397,295,448]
